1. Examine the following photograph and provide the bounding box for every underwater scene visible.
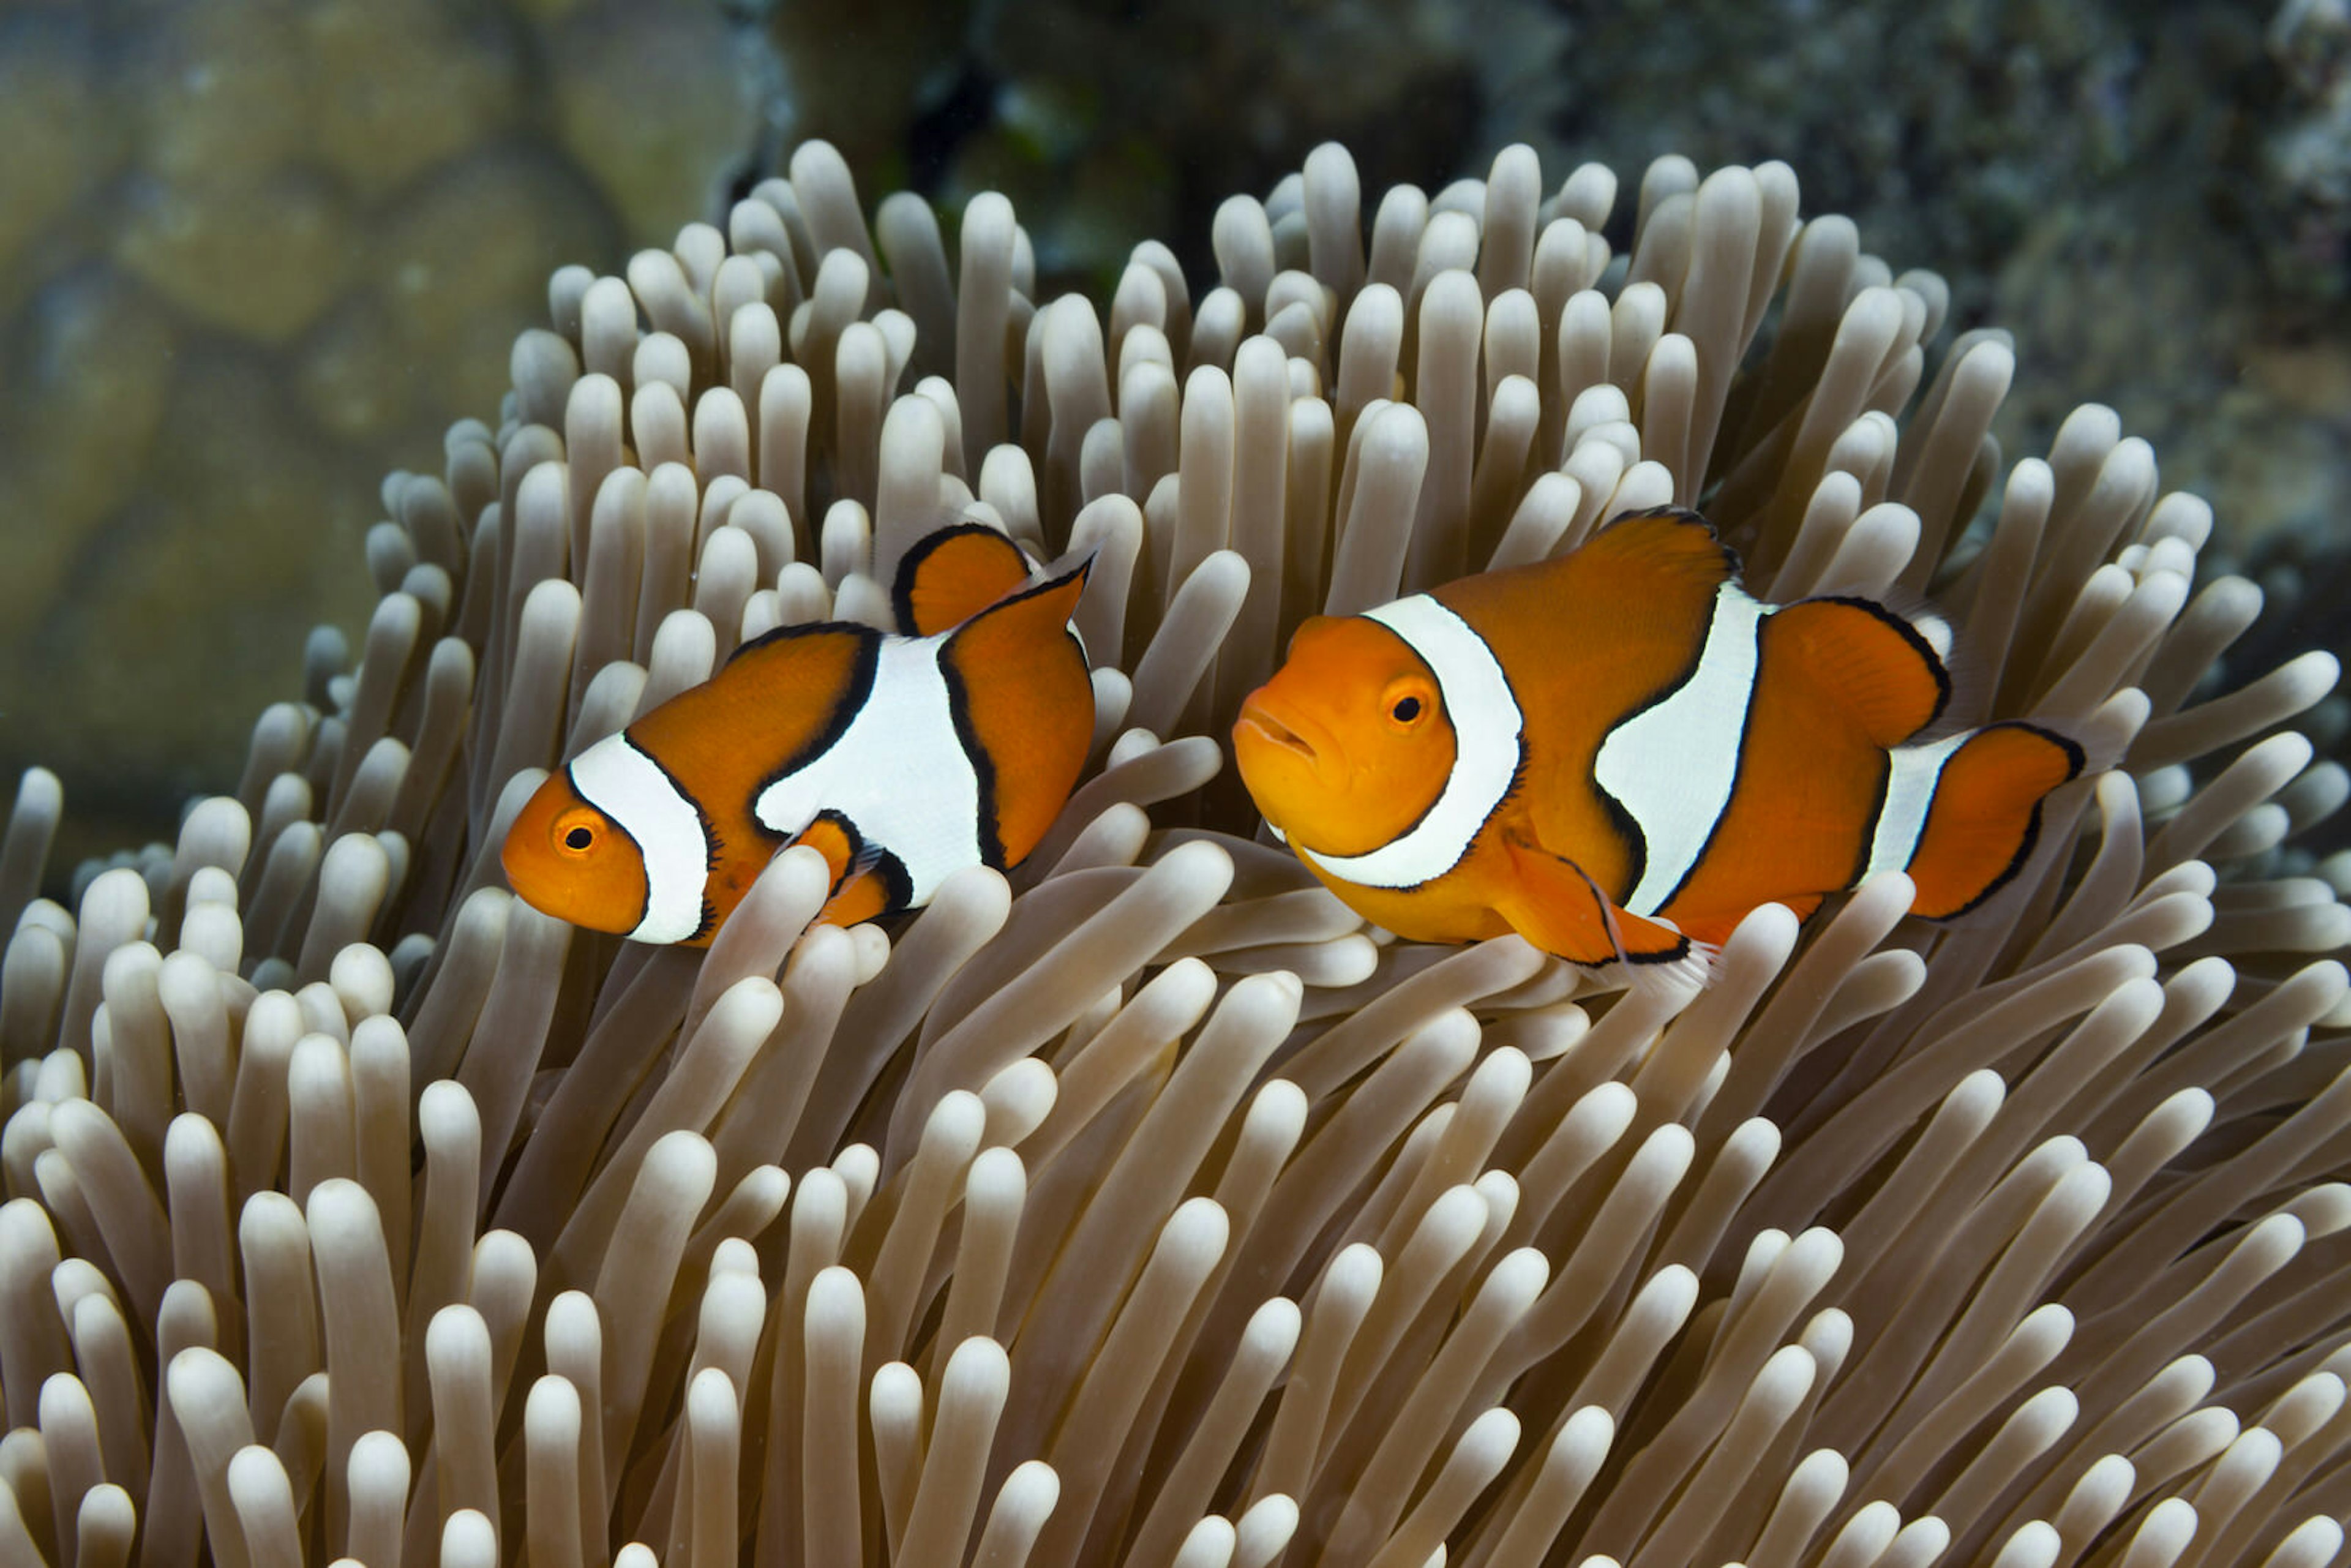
[4,2,2351,1566]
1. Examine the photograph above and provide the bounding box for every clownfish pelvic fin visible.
[1498,833,1692,968]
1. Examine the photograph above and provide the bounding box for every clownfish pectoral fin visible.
[1499,835,1693,969]
[894,522,1039,636]
[1768,597,1952,748]
[1902,722,2085,919]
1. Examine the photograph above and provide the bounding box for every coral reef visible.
[4,138,2350,1568]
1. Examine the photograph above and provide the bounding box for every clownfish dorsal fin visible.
[1766,596,1955,749]
[894,522,1038,636]
[943,555,1092,657]
[1579,506,1743,594]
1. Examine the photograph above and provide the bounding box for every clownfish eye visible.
[1381,677,1435,729]
[554,809,601,856]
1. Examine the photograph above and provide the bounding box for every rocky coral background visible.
[2,0,2346,871]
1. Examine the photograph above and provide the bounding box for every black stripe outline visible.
[932,555,1097,872]
[869,844,915,915]
[1405,599,1529,891]
[748,623,886,811]
[563,757,654,936]
[1379,741,1532,895]
[1583,596,1730,908]
[1848,749,1893,889]
[1641,595,1770,920]
[934,641,1007,871]
[726,613,882,669]
[1302,601,1529,894]
[962,552,1094,615]
[1595,788,1648,907]
[1578,508,1747,899]
[620,735,726,942]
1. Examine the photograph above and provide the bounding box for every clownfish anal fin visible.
[1583,506,1743,591]
[1768,596,1953,748]
[789,810,912,926]
[820,871,894,927]
[1499,834,1692,969]
[894,522,1038,636]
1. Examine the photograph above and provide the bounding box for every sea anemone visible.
[4,138,2349,1568]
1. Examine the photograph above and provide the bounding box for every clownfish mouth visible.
[1237,700,1319,764]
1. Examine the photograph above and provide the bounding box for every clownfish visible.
[502,524,1093,945]
[1233,507,2083,970]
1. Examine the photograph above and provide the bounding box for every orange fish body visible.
[1233,508,2082,970]
[503,525,1093,945]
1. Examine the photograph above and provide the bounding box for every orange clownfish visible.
[1233,507,2083,971]
[503,524,1093,945]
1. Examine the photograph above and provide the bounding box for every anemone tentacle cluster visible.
[3,138,2350,1568]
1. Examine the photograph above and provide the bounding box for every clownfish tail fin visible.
[1886,721,2085,919]
[894,522,1039,636]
